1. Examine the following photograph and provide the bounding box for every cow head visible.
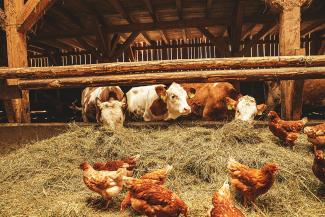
[155,82,192,120]
[226,95,267,123]
[95,97,126,129]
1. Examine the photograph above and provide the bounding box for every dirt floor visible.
[0,121,324,217]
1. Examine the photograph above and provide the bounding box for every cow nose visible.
[184,107,191,113]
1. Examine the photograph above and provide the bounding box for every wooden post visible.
[269,0,308,120]
[3,0,30,123]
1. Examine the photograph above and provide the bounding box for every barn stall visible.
[0,0,325,216]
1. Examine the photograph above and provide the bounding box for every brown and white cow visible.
[266,79,325,112]
[82,86,126,129]
[126,82,192,121]
[181,82,267,123]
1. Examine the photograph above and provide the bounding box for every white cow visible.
[126,82,192,121]
[82,86,126,129]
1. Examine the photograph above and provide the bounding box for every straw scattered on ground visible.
[0,120,324,217]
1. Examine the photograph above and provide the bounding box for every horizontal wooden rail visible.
[1,55,325,79]
[18,66,325,90]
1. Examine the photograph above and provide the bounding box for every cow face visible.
[95,97,126,129]
[155,83,191,120]
[226,95,267,123]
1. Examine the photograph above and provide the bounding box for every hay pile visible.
[0,121,324,217]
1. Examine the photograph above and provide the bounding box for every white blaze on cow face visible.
[96,98,126,130]
[226,95,267,123]
[157,82,191,120]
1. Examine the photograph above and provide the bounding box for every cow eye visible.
[171,94,177,99]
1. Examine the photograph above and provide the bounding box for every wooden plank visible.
[175,0,183,20]
[3,0,30,123]
[0,84,22,100]
[1,55,325,79]
[18,0,57,33]
[206,0,213,18]
[18,66,325,90]
[0,8,5,30]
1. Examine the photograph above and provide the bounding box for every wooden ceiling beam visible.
[111,31,140,60]
[18,0,58,33]
[176,0,183,20]
[80,0,107,28]
[230,0,244,56]
[198,27,230,56]
[143,0,169,44]
[301,21,325,36]
[35,16,325,40]
[53,4,85,29]
[109,0,151,45]
[238,24,275,56]
[206,0,213,18]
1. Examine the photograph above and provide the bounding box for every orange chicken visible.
[304,123,325,152]
[312,150,325,184]
[268,111,307,147]
[208,179,245,217]
[228,158,278,207]
[123,177,188,217]
[93,154,140,176]
[80,162,127,209]
[120,165,173,211]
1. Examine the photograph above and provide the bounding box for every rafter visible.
[230,0,244,56]
[18,0,58,33]
[142,0,168,44]
[53,4,84,29]
[206,0,213,18]
[176,0,183,20]
[198,27,230,57]
[108,0,151,45]
[301,20,325,36]
[111,32,140,60]
[238,24,275,56]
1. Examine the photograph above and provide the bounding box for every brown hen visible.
[93,154,140,176]
[123,177,188,217]
[268,111,307,147]
[228,158,278,207]
[80,162,127,209]
[209,179,245,217]
[304,123,325,152]
[121,165,173,211]
[312,150,325,184]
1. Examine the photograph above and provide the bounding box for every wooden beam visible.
[53,4,85,29]
[230,0,244,56]
[142,0,168,44]
[126,46,135,62]
[18,0,57,33]
[301,20,325,36]
[1,55,325,79]
[18,66,325,90]
[198,27,230,57]
[110,32,140,60]
[0,8,5,30]
[278,6,304,120]
[3,0,30,123]
[176,0,183,20]
[206,0,213,18]
[80,0,107,28]
[238,24,274,56]
[0,84,22,100]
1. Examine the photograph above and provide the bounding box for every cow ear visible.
[121,97,127,110]
[155,85,167,99]
[95,97,103,110]
[256,104,267,115]
[187,88,196,99]
[225,97,237,110]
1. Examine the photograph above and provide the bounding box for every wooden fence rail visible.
[18,66,325,90]
[1,55,325,79]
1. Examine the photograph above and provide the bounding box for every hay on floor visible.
[0,120,324,217]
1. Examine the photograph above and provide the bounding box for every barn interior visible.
[0,0,325,122]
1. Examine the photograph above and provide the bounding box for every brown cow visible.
[266,79,325,112]
[182,82,266,122]
[82,86,126,129]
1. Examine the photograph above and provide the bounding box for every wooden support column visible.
[3,0,30,122]
[269,0,308,120]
